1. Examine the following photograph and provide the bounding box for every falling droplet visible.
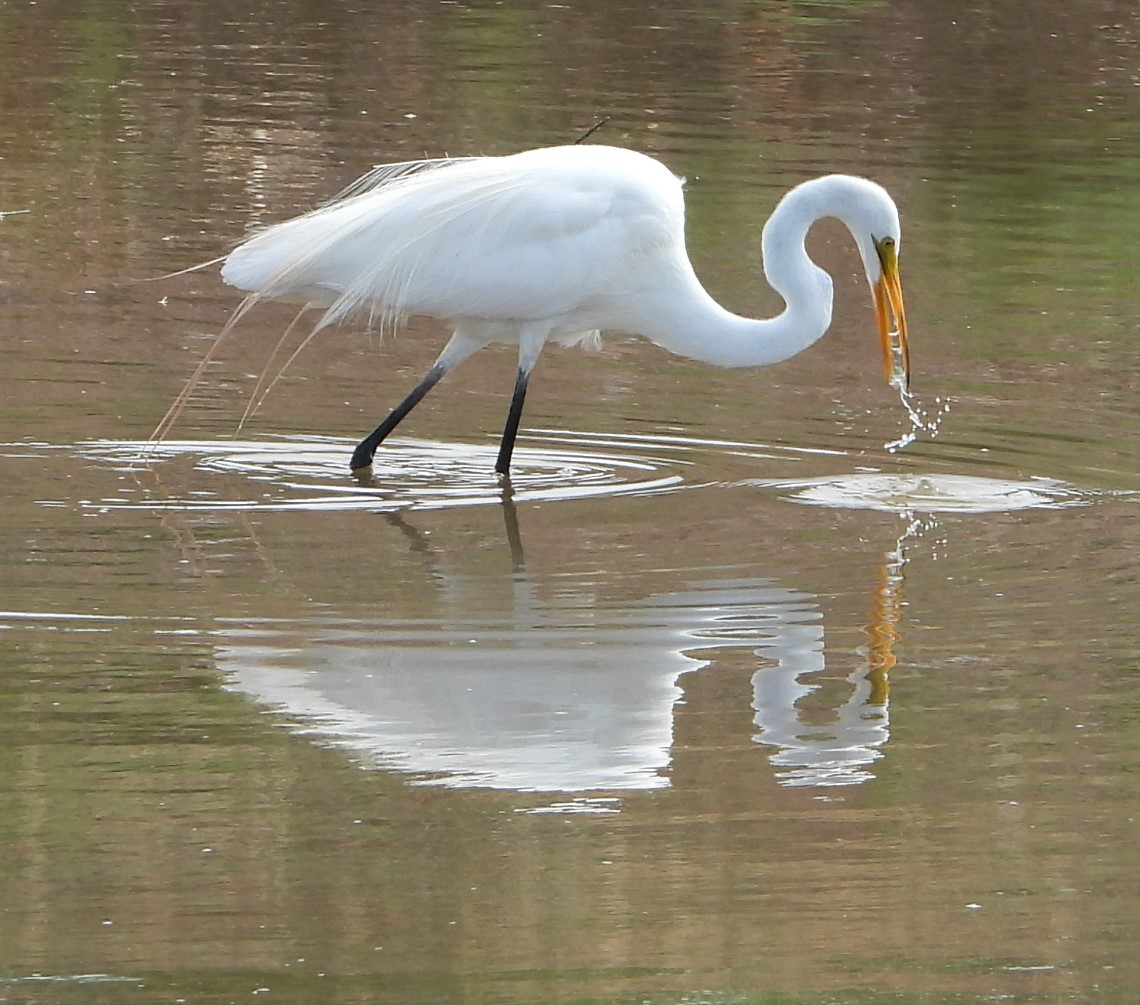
[886,387,952,453]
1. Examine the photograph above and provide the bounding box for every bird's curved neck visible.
[630,181,839,369]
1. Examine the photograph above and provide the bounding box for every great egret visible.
[215,144,909,476]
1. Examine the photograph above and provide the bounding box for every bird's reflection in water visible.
[218,496,919,794]
[751,518,913,787]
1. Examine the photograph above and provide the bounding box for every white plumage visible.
[215,144,910,475]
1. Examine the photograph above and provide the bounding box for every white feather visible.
[189,144,909,474]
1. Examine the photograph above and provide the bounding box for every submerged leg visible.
[350,332,482,472]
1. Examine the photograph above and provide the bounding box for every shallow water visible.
[2,2,1139,1003]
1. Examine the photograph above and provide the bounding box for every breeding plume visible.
[215,144,910,475]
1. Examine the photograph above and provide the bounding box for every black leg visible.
[495,367,531,476]
[350,362,447,471]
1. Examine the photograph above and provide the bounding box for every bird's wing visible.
[320,157,476,206]
[222,146,684,334]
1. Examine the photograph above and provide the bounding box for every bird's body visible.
[216,144,909,475]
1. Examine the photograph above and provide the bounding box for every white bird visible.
[217,144,910,476]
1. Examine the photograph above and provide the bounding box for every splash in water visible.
[885,385,952,453]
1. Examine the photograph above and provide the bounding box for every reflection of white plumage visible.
[218,578,890,792]
[220,144,910,475]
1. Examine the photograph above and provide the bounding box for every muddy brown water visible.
[2,2,1138,1003]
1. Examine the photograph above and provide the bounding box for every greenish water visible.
[2,2,1138,1003]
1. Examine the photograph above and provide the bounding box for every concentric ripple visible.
[750,473,1094,514]
[73,435,694,512]
[24,435,1124,517]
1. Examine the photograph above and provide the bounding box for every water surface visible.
[2,2,1138,1003]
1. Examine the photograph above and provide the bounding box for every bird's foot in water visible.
[350,441,376,471]
[495,468,516,495]
[350,443,377,484]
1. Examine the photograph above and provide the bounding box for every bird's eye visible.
[879,236,895,248]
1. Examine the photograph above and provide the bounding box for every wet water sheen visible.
[2,2,1139,1004]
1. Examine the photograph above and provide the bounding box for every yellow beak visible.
[873,237,910,392]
